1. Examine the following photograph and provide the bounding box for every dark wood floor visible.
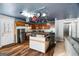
[0,41,55,56]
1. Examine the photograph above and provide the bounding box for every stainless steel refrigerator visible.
[17,29,25,43]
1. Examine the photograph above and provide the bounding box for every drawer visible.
[30,36,45,41]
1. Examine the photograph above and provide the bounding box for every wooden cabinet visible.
[30,24,50,29]
[16,21,26,26]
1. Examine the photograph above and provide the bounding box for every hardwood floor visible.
[0,41,55,56]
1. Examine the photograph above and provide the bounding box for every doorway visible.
[64,23,72,37]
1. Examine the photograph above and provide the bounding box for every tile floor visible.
[53,41,66,56]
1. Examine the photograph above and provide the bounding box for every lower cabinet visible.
[65,37,78,56]
[30,40,45,53]
[0,34,14,47]
[29,36,49,53]
[1,36,7,46]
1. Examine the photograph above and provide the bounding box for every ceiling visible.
[0,3,79,21]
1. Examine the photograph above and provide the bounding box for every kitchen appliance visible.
[17,29,26,43]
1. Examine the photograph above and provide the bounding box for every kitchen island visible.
[29,32,50,53]
[29,33,54,53]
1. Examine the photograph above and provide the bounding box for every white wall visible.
[55,20,64,41]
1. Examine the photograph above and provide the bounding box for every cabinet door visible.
[6,34,13,45]
[0,20,7,46]
[71,22,76,38]
[10,19,15,43]
[1,36,6,46]
[6,18,14,44]
[0,21,1,47]
[30,40,45,53]
[7,33,14,44]
[65,38,78,56]
[77,21,79,38]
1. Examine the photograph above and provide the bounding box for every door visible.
[64,23,72,37]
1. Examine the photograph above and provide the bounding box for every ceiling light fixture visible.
[42,13,46,17]
[21,10,34,17]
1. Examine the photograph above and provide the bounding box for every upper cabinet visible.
[16,21,26,26]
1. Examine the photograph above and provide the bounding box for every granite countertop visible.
[72,37,79,43]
